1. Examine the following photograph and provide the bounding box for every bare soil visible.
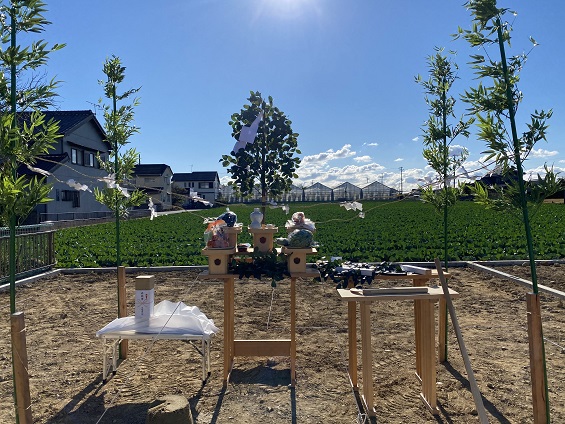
[1,263,564,423]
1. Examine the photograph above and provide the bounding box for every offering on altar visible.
[217,208,237,227]
[285,211,315,232]
[204,219,230,248]
[276,228,316,248]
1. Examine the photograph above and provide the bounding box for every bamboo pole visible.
[11,312,32,424]
[495,19,550,421]
[527,294,548,424]
[434,258,488,424]
[117,266,128,359]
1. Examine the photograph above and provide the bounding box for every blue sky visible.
[40,0,564,192]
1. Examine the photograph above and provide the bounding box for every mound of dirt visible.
[1,263,564,423]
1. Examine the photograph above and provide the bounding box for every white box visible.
[135,289,154,322]
[135,275,155,322]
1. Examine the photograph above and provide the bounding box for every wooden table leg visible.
[290,277,296,386]
[360,302,375,417]
[419,299,438,414]
[438,297,447,363]
[413,277,427,380]
[223,277,234,384]
[348,300,358,389]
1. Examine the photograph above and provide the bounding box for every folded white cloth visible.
[96,300,219,337]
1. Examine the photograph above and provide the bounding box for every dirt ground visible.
[1,263,564,424]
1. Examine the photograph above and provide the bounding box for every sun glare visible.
[265,0,318,19]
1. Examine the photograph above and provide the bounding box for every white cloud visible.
[394,158,404,162]
[302,144,356,165]
[295,161,385,188]
[449,144,468,157]
[412,137,419,142]
[220,175,233,185]
[523,165,565,180]
[354,155,372,163]
[531,148,558,158]
[366,142,378,147]
[559,159,565,164]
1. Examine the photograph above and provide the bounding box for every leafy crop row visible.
[54,201,565,268]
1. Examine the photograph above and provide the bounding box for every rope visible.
[266,286,275,331]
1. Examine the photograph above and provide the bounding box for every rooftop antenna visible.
[86,101,103,115]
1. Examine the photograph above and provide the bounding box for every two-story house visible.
[133,164,173,211]
[18,110,112,223]
[172,171,220,205]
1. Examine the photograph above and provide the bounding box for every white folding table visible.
[96,301,217,382]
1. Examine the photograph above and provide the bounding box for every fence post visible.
[48,231,55,266]
[11,312,33,424]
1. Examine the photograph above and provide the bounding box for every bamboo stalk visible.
[117,266,128,359]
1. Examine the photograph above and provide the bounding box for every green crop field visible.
[54,201,565,268]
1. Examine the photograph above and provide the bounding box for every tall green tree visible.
[94,55,145,267]
[0,0,64,313]
[456,1,561,421]
[0,2,64,422]
[416,47,473,270]
[221,91,300,218]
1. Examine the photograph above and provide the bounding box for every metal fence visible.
[0,224,56,283]
[39,210,115,222]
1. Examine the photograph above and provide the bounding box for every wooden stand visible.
[248,226,278,252]
[346,271,449,378]
[282,247,317,273]
[199,269,319,387]
[338,281,457,417]
[224,225,243,248]
[202,247,236,274]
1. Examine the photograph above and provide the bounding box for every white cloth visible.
[232,112,263,152]
[96,300,218,337]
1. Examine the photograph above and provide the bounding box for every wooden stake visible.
[527,293,548,424]
[117,266,128,359]
[11,312,32,424]
[434,259,489,424]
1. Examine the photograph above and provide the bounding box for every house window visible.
[85,152,94,167]
[55,189,60,201]
[145,177,156,184]
[199,182,213,189]
[61,190,80,208]
[71,148,83,165]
